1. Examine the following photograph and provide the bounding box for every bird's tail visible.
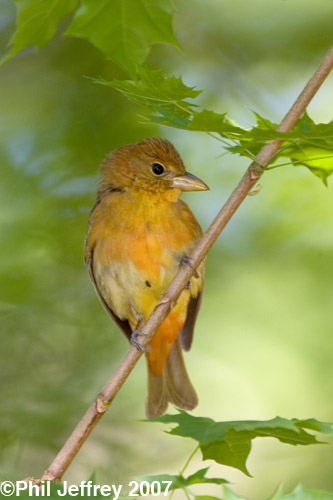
[145,337,198,418]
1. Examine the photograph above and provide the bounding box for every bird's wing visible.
[179,290,203,351]
[86,255,132,341]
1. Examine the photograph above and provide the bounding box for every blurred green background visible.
[0,0,332,498]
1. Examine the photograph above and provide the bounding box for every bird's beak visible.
[171,172,209,192]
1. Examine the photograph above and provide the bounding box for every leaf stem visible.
[183,488,192,500]
[179,444,200,476]
[168,445,200,500]
[265,154,333,170]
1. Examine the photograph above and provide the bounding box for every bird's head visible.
[99,137,209,196]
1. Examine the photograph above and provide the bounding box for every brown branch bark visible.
[42,45,333,482]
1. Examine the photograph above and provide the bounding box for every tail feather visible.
[146,363,169,418]
[165,338,198,410]
[146,337,198,418]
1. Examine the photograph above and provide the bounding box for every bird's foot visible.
[181,255,199,278]
[181,254,194,268]
[131,330,150,354]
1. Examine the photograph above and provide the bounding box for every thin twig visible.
[42,46,333,482]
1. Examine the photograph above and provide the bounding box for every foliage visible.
[2,0,177,75]
[96,70,333,184]
[67,0,178,76]
[149,411,332,476]
[1,0,333,499]
[125,410,333,499]
[2,0,79,64]
[3,0,333,182]
[139,467,227,492]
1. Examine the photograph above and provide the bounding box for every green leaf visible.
[67,0,178,75]
[95,66,201,108]
[137,467,227,494]
[284,146,333,185]
[279,113,333,184]
[292,112,333,146]
[296,418,333,434]
[93,66,201,126]
[2,0,78,64]
[187,110,245,137]
[269,485,333,500]
[150,411,333,476]
[95,68,271,142]
[232,112,333,182]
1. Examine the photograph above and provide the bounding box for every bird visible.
[84,137,209,418]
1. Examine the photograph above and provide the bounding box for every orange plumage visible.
[85,137,208,417]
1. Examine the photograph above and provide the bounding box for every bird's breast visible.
[88,191,202,326]
[94,192,199,282]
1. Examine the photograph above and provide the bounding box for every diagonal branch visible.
[42,45,333,482]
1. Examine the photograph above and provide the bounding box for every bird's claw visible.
[181,255,199,278]
[131,330,150,353]
[181,255,194,268]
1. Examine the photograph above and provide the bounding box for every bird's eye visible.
[151,162,165,176]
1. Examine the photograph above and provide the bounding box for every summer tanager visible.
[85,137,208,417]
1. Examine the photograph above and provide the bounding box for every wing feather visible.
[179,290,203,351]
[86,255,132,341]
